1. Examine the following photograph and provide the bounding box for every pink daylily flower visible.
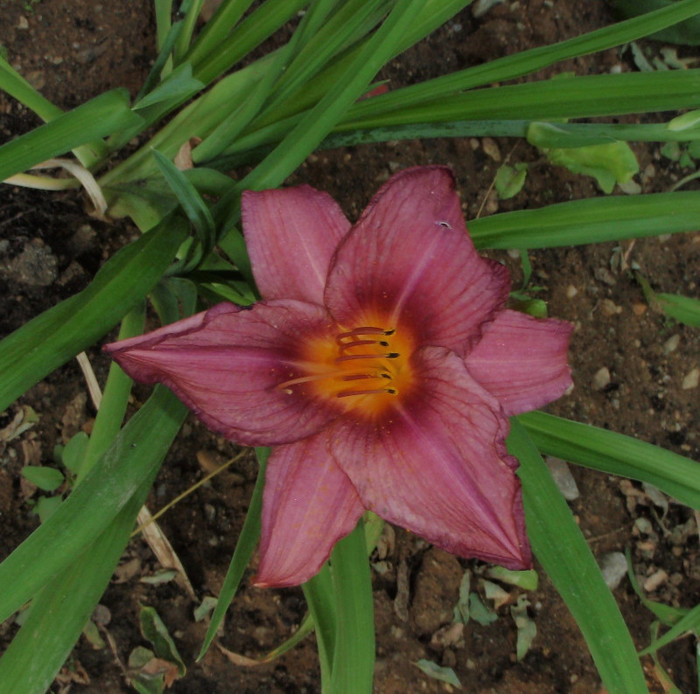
[105,167,572,587]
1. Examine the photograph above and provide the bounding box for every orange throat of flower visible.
[278,320,416,419]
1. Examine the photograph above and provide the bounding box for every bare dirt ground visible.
[1,1,699,692]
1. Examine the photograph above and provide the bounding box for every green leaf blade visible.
[0,387,187,625]
[0,215,187,412]
[197,447,269,660]
[0,89,142,180]
[519,411,700,509]
[469,192,700,249]
[510,419,649,694]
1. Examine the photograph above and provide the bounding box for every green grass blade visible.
[0,89,142,180]
[518,411,700,509]
[153,150,215,248]
[320,117,700,150]
[259,0,390,114]
[0,387,187,625]
[340,69,700,129]
[468,192,700,249]
[346,0,700,122]
[192,0,310,84]
[639,604,700,655]
[185,0,256,66]
[100,55,274,187]
[214,0,426,228]
[302,565,337,690]
[193,0,314,163]
[77,305,145,484]
[626,549,690,626]
[135,20,185,102]
[0,214,188,412]
[510,418,649,694]
[0,54,62,122]
[242,0,469,134]
[329,519,375,694]
[0,463,163,693]
[614,0,700,45]
[154,0,174,52]
[174,0,205,63]
[656,292,700,327]
[197,447,269,660]
[257,612,316,663]
[226,68,700,153]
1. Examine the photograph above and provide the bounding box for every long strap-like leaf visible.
[0,214,187,411]
[510,418,649,694]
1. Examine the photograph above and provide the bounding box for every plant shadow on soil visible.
[0,1,699,692]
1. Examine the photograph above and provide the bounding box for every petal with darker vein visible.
[466,309,573,416]
[242,186,350,304]
[325,167,510,355]
[255,432,364,588]
[328,346,530,569]
[105,301,338,446]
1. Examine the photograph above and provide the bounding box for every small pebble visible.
[682,367,699,390]
[594,267,617,286]
[482,137,501,162]
[663,334,680,354]
[473,0,506,18]
[545,457,579,501]
[632,303,647,316]
[592,367,611,391]
[17,15,29,29]
[601,299,622,316]
[599,552,627,590]
[643,569,668,592]
[3,238,57,286]
[566,285,578,299]
[619,180,642,195]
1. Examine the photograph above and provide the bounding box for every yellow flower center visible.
[278,319,416,419]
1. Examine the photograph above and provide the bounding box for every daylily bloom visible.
[105,167,572,587]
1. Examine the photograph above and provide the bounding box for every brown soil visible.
[1,1,699,693]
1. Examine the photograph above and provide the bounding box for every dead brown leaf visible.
[113,556,142,583]
[217,643,265,668]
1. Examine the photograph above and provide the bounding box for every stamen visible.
[278,324,406,406]
[337,339,380,352]
[336,387,398,398]
[336,326,396,343]
[341,373,378,382]
[335,352,399,364]
[276,370,347,390]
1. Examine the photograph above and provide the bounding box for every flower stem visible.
[328,518,375,694]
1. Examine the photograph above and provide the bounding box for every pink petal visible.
[242,186,351,303]
[255,433,364,588]
[466,309,573,416]
[328,346,530,569]
[324,167,510,355]
[104,301,339,446]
